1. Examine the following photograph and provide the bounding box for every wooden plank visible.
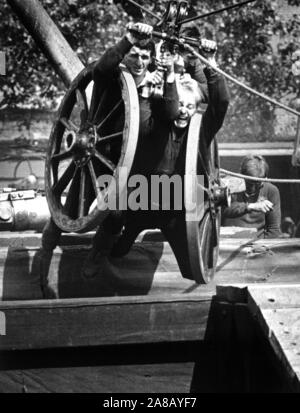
[220,142,293,149]
[0,232,95,248]
[220,149,293,156]
[219,142,293,157]
[217,285,300,392]
[247,306,300,392]
[247,284,300,310]
[0,243,196,300]
[0,363,195,393]
[0,292,212,351]
[245,285,300,391]
[1,237,300,300]
[216,283,300,307]
[0,227,254,248]
[216,238,300,285]
[191,300,241,393]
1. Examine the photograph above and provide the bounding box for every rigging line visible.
[220,168,300,184]
[184,44,300,117]
[179,0,257,25]
[123,0,160,20]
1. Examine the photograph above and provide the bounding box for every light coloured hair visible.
[176,77,203,106]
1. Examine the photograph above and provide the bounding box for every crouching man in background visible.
[222,155,282,238]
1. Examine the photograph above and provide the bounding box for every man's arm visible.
[93,23,152,78]
[204,69,230,135]
[264,185,282,238]
[160,81,179,121]
[152,53,179,121]
[222,197,275,219]
[200,40,230,147]
[185,57,209,102]
[222,200,248,218]
[93,37,132,78]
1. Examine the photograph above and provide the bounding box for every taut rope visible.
[184,44,300,118]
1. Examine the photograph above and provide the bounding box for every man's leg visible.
[42,218,61,251]
[82,213,123,278]
[40,218,62,298]
[110,211,146,257]
[161,213,194,280]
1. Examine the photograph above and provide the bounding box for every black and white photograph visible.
[0,0,300,395]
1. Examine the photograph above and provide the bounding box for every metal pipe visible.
[7,0,84,86]
[0,190,50,232]
[179,0,257,25]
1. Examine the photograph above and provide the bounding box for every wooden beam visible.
[0,292,212,352]
[1,236,300,300]
[216,285,300,393]
[0,362,196,392]
[219,142,293,157]
[0,231,95,248]
[7,0,84,86]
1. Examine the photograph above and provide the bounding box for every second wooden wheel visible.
[185,113,226,284]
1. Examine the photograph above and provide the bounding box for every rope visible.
[126,2,300,117]
[220,168,300,184]
[183,44,300,118]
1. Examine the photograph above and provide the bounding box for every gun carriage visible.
[45,0,230,284]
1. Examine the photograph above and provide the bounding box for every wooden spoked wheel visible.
[45,64,139,233]
[185,113,221,284]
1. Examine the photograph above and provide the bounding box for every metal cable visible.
[183,44,300,117]
[220,168,300,184]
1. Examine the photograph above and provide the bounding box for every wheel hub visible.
[64,127,97,167]
[210,184,231,208]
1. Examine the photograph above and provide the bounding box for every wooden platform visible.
[0,230,300,300]
[0,231,300,392]
[191,284,300,393]
[1,284,300,392]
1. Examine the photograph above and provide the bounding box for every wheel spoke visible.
[52,162,76,195]
[78,167,86,218]
[63,172,80,218]
[51,149,73,163]
[87,160,101,198]
[76,89,88,126]
[97,131,123,143]
[96,99,122,130]
[94,150,116,172]
[60,117,79,132]
[91,87,108,123]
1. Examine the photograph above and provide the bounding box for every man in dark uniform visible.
[110,38,230,277]
[84,24,230,280]
[84,22,180,270]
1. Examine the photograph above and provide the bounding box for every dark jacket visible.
[93,37,179,175]
[155,67,230,176]
[222,182,282,238]
[93,38,230,178]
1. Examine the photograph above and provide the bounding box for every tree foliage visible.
[0,0,300,140]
